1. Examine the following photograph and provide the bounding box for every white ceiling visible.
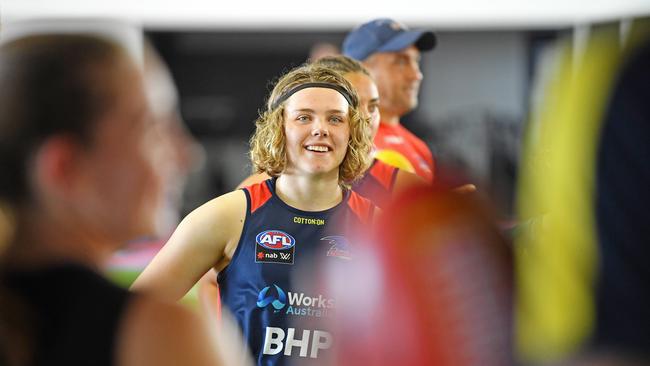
[2,0,649,30]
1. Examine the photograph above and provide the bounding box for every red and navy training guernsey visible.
[352,159,399,209]
[217,178,375,366]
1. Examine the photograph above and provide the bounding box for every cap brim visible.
[377,30,437,53]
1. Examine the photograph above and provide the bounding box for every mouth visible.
[406,86,419,94]
[304,144,331,153]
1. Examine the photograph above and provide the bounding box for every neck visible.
[275,172,343,211]
[3,207,112,271]
[379,108,401,126]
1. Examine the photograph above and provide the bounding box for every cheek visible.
[109,137,163,211]
[283,130,297,154]
[284,124,307,152]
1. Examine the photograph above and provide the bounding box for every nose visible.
[311,119,329,137]
[408,61,423,82]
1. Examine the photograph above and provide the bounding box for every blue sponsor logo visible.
[257,284,287,310]
[256,230,296,250]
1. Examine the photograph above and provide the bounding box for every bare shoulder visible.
[116,295,224,366]
[185,189,247,228]
[171,189,248,250]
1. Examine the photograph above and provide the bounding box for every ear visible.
[31,135,82,199]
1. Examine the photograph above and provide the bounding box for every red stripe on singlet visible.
[245,181,273,214]
[347,191,374,225]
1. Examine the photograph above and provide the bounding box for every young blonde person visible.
[132,63,376,365]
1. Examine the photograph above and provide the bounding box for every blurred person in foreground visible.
[0,34,224,366]
[325,185,513,366]
[143,41,202,236]
[103,41,205,281]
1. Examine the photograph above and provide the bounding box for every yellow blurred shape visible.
[516,24,623,363]
[374,149,415,173]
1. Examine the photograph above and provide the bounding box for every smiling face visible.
[283,87,351,177]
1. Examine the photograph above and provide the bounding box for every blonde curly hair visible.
[250,63,373,186]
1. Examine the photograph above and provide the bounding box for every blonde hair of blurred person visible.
[0,34,223,366]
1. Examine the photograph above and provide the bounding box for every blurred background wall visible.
[2,0,647,217]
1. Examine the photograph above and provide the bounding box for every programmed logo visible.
[257,284,335,319]
[257,284,287,311]
[322,236,351,260]
[255,230,295,264]
[256,230,296,250]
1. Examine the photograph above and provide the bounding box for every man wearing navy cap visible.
[343,18,437,182]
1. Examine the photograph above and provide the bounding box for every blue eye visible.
[297,115,311,122]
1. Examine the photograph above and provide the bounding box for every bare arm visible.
[131,190,246,301]
[198,268,221,326]
[394,169,476,194]
[393,169,427,195]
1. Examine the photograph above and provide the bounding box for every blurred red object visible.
[330,186,513,366]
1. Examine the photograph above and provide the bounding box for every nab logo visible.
[256,230,296,250]
[257,284,287,311]
[255,230,296,265]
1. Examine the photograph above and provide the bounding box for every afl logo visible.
[256,230,296,250]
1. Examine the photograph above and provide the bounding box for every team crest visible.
[255,230,295,264]
[322,236,352,260]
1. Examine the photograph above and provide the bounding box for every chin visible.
[300,165,334,177]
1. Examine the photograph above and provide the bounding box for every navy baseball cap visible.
[343,18,437,61]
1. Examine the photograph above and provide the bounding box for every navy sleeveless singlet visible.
[218,178,375,365]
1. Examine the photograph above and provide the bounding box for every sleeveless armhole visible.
[247,180,273,214]
[218,182,272,281]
